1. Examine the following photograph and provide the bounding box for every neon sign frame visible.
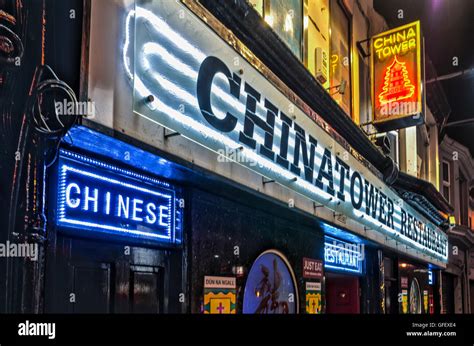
[370,20,424,131]
[428,270,434,285]
[55,149,180,245]
[324,236,364,274]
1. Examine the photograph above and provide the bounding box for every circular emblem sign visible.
[243,250,298,314]
[409,278,422,314]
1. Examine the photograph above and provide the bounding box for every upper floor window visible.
[249,0,352,116]
[459,171,469,227]
[358,53,370,125]
[329,0,351,116]
[442,161,451,203]
[250,0,303,59]
[306,0,330,88]
[416,126,429,180]
[249,0,264,15]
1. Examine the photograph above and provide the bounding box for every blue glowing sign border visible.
[55,149,180,245]
[324,236,364,274]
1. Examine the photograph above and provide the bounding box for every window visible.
[250,0,303,59]
[358,52,370,125]
[249,0,264,15]
[459,171,468,227]
[305,0,354,118]
[250,0,353,117]
[329,0,351,116]
[442,161,451,203]
[305,0,330,88]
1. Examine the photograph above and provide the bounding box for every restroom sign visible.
[56,150,179,244]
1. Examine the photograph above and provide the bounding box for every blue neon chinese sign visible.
[324,236,364,274]
[428,270,434,285]
[56,150,179,244]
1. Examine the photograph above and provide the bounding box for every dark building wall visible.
[0,0,83,313]
[188,188,326,313]
[360,248,383,313]
[44,235,185,313]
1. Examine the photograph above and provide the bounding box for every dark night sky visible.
[373,0,474,156]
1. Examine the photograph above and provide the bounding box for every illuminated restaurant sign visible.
[371,21,424,131]
[324,236,364,274]
[125,2,447,263]
[56,150,179,245]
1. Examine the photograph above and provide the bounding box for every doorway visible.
[325,273,360,313]
[45,235,183,313]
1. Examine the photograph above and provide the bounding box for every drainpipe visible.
[18,133,48,313]
[465,249,471,313]
[378,250,385,314]
[438,271,444,314]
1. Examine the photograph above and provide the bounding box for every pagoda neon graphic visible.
[378,55,415,105]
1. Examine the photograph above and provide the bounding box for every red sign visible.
[371,21,424,132]
[401,277,408,289]
[303,258,323,279]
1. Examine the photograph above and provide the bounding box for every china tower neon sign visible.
[371,20,423,131]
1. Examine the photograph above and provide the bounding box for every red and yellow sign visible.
[204,291,236,314]
[203,276,236,314]
[423,290,429,313]
[371,21,424,131]
[305,281,322,314]
[401,289,408,314]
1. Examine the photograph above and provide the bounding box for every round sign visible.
[409,278,422,314]
[243,250,298,314]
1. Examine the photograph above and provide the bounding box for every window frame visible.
[261,0,305,61]
[442,160,451,203]
[328,0,353,117]
[302,0,330,85]
[253,0,354,118]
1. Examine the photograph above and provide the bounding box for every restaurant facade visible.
[1,0,454,314]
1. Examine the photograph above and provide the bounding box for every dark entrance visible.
[441,272,455,313]
[44,235,183,313]
[325,273,360,313]
[383,256,398,314]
